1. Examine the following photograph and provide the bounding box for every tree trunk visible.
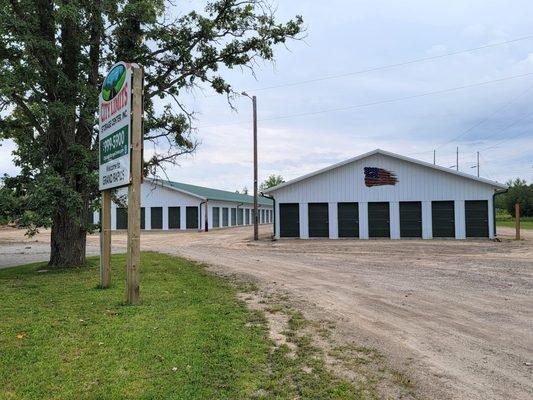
[49,211,87,267]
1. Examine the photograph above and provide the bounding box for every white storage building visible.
[263,149,507,240]
[95,179,273,231]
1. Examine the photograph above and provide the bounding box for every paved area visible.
[1,226,532,399]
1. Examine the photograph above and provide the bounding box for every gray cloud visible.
[2,0,533,190]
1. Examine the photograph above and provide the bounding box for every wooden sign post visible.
[98,62,143,304]
[126,66,143,304]
[100,190,112,288]
[515,202,521,241]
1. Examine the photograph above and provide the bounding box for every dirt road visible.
[1,226,532,399]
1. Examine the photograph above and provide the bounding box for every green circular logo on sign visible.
[102,64,126,101]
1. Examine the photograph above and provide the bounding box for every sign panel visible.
[99,62,132,190]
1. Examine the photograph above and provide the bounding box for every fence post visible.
[515,202,520,240]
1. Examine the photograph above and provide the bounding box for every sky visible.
[2,0,533,191]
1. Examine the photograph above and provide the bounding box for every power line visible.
[408,83,533,156]
[480,119,531,151]
[479,110,533,143]
[434,83,533,150]
[200,71,533,129]
[244,34,533,93]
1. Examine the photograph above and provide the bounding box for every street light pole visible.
[242,92,259,241]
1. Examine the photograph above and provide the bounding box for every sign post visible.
[100,190,111,288]
[98,62,143,303]
[126,66,143,304]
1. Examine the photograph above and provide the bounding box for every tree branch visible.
[10,93,46,137]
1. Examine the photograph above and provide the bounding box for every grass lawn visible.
[496,209,533,230]
[0,252,366,400]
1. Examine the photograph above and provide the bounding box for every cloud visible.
[2,0,533,189]
[0,140,20,177]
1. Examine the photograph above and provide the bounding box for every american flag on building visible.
[364,167,398,187]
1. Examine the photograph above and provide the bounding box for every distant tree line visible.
[495,179,533,217]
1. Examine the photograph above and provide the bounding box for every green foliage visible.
[0,0,303,265]
[495,178,533,217]
[260,174,285,191]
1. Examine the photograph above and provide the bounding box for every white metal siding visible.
[94,182,272,231]
[271,153,498,240]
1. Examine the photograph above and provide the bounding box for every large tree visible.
[0,0,302,266]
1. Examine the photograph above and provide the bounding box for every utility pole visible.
[456,146,459,171]
[433,149,436,165]
[253,95,258,241]
[477,151,480,177]
[242,92,259,241]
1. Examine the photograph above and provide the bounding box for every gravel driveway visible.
[1,226,531,399]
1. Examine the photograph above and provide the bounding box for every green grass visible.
[0,253,363,400]
[267,311,377,400]
[496,209,533,229]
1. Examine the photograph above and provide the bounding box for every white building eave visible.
[263,149,507,193]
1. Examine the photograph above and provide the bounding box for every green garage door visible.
[169,207,180,229]
[141,207,145,230]
[231,208,237,226]
[151,207,162,229]
[280,203,299,237]
[212,207,220,228]
[308,203,329,237]
[245,209,250,225]
[465,200,489,237]
[237,208,243,225]
[432,201,455,238]
[222,208,229,226]
[116,208,127,230]
[400,202,422,238]
[338,203,359,238]
[186,206,198,229]
[368,202,390,238]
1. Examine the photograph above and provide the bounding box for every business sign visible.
[99,62,132,190]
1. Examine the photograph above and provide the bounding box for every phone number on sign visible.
[102,170,126,185]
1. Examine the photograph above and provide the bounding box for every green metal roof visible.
[155,179,273,206]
